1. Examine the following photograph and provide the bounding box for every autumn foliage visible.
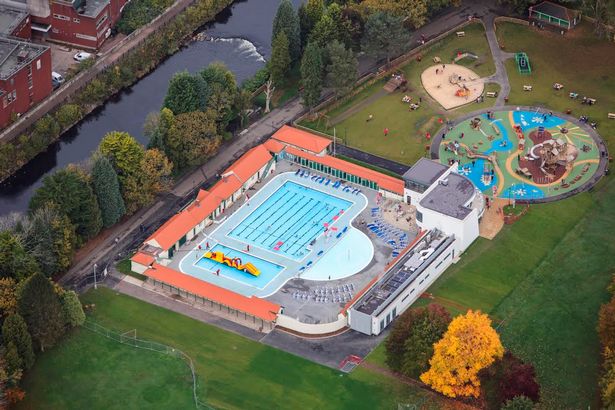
[420,310,504,398]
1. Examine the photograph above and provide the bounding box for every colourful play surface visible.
[437,110,601,200]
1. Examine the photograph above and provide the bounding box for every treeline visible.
[0,54,244,409]
[385,306,540,409]
[266,0,459,111]
[0,0,234,184]
[116,0,176,34]
[598,273,615,407]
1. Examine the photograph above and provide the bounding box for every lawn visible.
[300,22,498,165]
[19,288,461,410]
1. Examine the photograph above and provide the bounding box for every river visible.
[0,0,302,216]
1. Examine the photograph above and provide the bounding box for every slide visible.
[241,263,260,277]
[204,251,261,277]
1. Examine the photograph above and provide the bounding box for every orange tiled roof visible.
[285,146,405,195]
[272,125,332,154]
[146,145,273,250]
[263,138,285,153]
[144,263,281,321]
[131,252,155,267]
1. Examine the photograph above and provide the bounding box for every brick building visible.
[0,37,52,128]
[30,0,128,50]
[0,5,32,39]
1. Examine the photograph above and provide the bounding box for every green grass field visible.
[300,23,497,165]
[19,288,461,410]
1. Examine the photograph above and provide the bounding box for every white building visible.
[403,158,484,255]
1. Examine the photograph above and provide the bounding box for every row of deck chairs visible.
[291,290,354,304]
[313,283,355,295]
[295,168,362,195]
[367,208,409,257]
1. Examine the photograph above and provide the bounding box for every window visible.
[380,319,385,331]
[36,60,41,70]
[416,211,423,223]
[73,18,80,23]
[96,13,108,29]
[392,307,397,317]
[401,294,409,303]
[418,279,424,285]
[53,13,70,21]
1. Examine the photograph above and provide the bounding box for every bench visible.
[486,91,498,98]
[523,85,533,91]
[608,113,615,119]
[456,31,465,37]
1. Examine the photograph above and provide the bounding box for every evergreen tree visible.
[362,12,411,65]
[2,313,34,370]
[29,166,103,243]
[163,71,209,115]
[298,0,324,48]
[92,155,126,228]
[60,291,85,328]
[300,41,324,108]
[18,273,65,352]
[0,231,39,281]
[272,0,301,61]
[325,40,358,98]
[270,32,291,87]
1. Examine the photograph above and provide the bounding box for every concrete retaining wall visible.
[276,313,348,335]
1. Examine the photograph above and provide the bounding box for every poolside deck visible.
[165,160,418,325]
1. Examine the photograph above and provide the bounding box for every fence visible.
[83,319,212,409]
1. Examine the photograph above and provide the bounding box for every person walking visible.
[384,128,389,136]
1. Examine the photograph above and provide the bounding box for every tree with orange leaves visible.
[420,310,504,398]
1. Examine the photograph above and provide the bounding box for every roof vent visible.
[17,50,28,62]
[439,178,448,186]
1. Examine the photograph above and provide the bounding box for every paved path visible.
[482,14,515,107]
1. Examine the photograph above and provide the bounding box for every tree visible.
[0,278,17,317]
[264,78,275,113]
[361,0,428,28]
[163,71,209,115]
[60,291,85,328]
[599,294,615,352]
[22,205,76,277]
[235,89,253,127]
[18,273,65,352]
[602,347,615,408]
[92,155,126,228]
[420,310,504,398]
[2,313,34,370]
[385,304,450,377]
[145,108,175,154]
[199,62,237,132]
[166,111,220,170]
[298,0,324,48]
[325,40,358,98]
[500,395,535,410]
[141,149,173,199]
[272,0,301,61]
[29,166,102,243]
[300,41,324,108]
[362,12,411,65]
[0,231,38,281]
[480,351,540,406]
[270,32,291,87]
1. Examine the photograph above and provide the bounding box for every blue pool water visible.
[228,181,352,260]
[195,244,284,289]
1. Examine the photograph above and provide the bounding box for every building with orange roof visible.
[272,125,332,155]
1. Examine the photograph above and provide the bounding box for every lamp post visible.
[93,263,98,290]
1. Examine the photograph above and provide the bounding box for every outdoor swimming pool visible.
[228,181,352,260]
[194,244,284,289]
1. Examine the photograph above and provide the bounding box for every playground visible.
[435,108,603,200]
[299,22,497,164]
[421,63,486,110]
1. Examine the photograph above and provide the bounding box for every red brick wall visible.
[48,2,111,49]
[0,48,53,128]
[11,15,32,40]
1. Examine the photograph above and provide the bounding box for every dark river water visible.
[0,0,302,216]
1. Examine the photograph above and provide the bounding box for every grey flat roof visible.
[0,37,49,80]
[0,5,28,35]
[353,232,453,316]
[402,158,448,186]
[419,173,475,220]
[80,0,108,18]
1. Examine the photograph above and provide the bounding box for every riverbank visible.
[0,0,235,185]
